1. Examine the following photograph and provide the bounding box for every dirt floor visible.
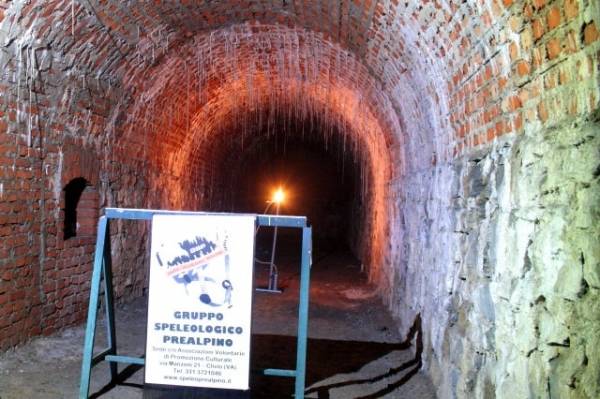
[0,239,437,398]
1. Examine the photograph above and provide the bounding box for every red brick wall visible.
[0,0,597,353]
[447,0,599,155]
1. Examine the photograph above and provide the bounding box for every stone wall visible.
[380,0,600,396]
[390,119,600,398]
[387,73,600,399]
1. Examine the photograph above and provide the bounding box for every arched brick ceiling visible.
[2,0,549,173]
[5,0,450,80]
[0,0,509,282]
[115,24,398,201]
[2,0,458,119]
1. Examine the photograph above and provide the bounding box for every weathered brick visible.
[0,5,596,399]
[547,7,561,30]
[564,0,578,21]
[565,30,579,53]
[509,41,520,61]
[538,100,549,122]
[546,38,561,59]
[533,18,545,40]
[583,21,599,45]
[532,46,544,68]
[516,60,531,76]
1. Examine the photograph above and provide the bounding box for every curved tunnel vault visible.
[210,111,368,257]
[115,23,397,283]
[1,1,599,398]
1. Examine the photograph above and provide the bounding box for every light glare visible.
[273,188,285,204]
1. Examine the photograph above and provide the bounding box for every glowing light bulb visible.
[272,188,285,204]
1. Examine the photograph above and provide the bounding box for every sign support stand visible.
[267,201,281,292]
[79,208,311,399]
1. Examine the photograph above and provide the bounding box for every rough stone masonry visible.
[0,0,598,398]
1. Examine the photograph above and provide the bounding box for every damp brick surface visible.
[0,1,598,398]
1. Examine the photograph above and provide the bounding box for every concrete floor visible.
[0,248,437,398]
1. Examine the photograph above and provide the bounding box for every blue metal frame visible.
[79,208,311,398]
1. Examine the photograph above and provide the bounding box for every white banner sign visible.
[145,214,256,390]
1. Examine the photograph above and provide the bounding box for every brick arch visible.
[0,1,470,197]
[58,140,100,241]
[59,140,100,188]
[0,2,598,397]
[2,0,596,164]
[0,0,447,160]
[117,24,401,166]
[111,24,397,280]
[62,177,98,239]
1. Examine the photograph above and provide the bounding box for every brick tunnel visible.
[0,1,599,398]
